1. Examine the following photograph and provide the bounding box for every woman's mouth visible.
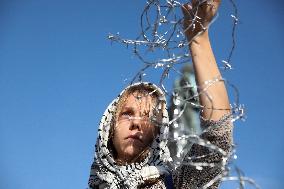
[125,134,143,143]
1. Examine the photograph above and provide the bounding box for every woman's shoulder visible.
[172,114,233,189]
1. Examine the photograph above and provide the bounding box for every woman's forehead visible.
[122,93,154,108]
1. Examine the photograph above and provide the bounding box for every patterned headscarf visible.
[88,82,173,189]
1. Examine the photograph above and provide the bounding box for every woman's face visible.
[112,91,159,163]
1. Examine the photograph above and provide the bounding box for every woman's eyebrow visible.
[122,105,133,110]
[120,106,134,113]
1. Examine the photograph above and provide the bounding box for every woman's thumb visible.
[181,3,192,17]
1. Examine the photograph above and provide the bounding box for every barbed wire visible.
[108,0,258,188]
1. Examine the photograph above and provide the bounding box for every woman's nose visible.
[129,118,141,131]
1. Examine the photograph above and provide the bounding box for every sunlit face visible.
[112,91,159,163]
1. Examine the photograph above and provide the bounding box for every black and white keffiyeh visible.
[88,82,173,189]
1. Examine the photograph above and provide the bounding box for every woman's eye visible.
[121,111,131,116]
[119,111,132,120]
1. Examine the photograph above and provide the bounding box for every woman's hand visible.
[182,0,221,41]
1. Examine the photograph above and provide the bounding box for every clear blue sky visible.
[0,0,283,188]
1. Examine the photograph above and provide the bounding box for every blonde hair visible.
[116,86,160,120]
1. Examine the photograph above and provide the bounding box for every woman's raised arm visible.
[182,0,231,121]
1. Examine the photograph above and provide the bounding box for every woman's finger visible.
[191,0,198,8]
[181,3,192,19]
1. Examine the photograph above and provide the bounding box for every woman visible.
[89,0,233,188]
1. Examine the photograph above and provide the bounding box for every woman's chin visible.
[120,147,144,162]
